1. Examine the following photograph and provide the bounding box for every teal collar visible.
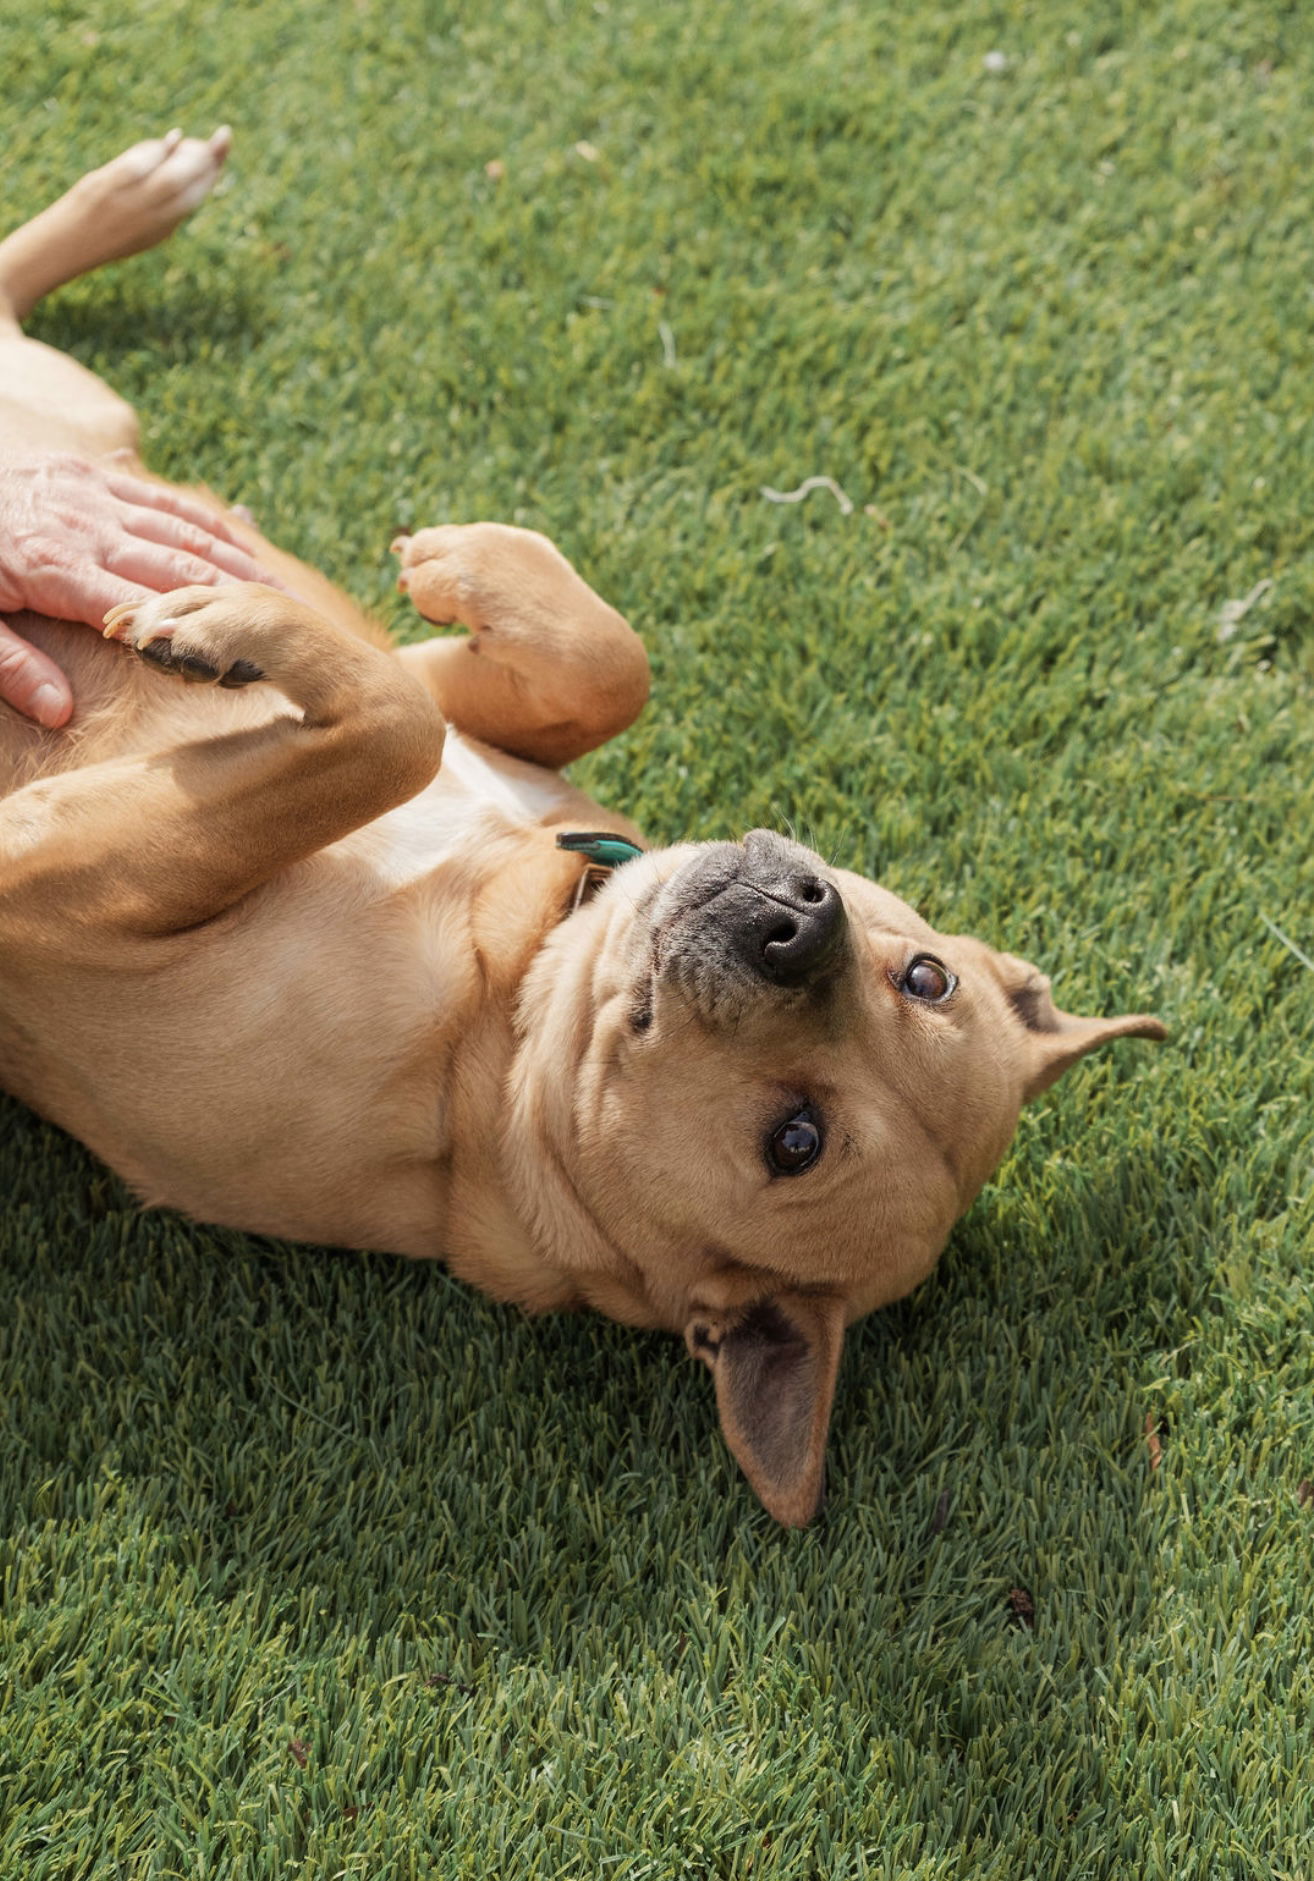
[556,830,645,914]
[555,830,645,869]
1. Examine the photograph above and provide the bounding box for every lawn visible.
[2,0,1312,1875]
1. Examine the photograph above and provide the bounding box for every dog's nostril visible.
[748,878,846,985]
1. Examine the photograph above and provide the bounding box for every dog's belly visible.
[0,849,477,1251]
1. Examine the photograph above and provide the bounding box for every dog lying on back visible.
[0,136,1165,1523]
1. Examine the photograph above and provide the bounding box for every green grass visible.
[2,0,1313,1874]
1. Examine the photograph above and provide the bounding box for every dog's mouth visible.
[633,830,849,1027]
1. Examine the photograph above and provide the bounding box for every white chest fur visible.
[354,730,573,889]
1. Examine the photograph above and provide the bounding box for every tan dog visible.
[0,142,1165,1524]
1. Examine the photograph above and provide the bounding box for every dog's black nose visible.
[733,834,847,986]
[753,877,845,983]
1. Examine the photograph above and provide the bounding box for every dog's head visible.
[508,830,1165,1525]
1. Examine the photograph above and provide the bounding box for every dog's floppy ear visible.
[994,952,1167,1099]
[685,1290,846,1526]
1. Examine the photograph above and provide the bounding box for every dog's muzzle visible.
[726,830,847,987]
[652,830,849,1005]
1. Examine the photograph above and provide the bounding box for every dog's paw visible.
[390,523,575,634]
[104,586,267,688]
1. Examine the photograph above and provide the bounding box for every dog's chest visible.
[358,731,574,888]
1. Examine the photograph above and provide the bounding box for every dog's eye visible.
[766,1107,823,1177]
[901,955,956,1004]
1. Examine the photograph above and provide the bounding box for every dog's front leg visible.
[392,524,649,768]
[0,582,444,939]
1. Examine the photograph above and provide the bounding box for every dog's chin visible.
[543,840,741,1038]
[551,831,843,1043]
[639,840,747,1024]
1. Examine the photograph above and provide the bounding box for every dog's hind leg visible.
[0,132,390,650]
[0,130,232,458]
[0,128,231,327]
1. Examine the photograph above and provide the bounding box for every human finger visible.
[31,564,156,630]
[99,464,256,553]
[0,618,74,729]
[104,539,245,594]
[117,503,282,584]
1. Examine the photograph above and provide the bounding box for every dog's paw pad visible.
[144,642,225,683]
[218,658,265,688]
[132,636,263,688]
[102,595,266,689]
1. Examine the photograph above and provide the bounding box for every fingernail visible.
[31,683,69,729]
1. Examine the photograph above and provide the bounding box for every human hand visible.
[0,452,283,728]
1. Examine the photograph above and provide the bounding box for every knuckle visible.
[26,532,71,574]
[179,557,220,585]
[48,451,93,481]
[174,522,211,558]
